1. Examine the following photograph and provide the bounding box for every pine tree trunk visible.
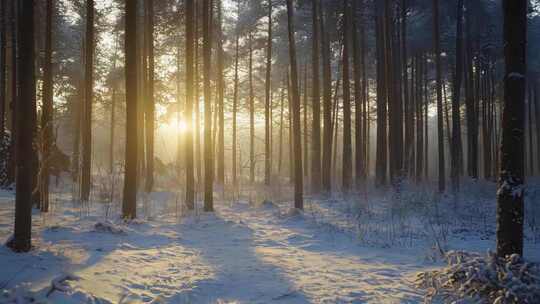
[249,33,255,185]
[433,0,445,193]
[9,0,34,252]
[202,0,213,211]
[144,0,155,193]
[321,3,333,193]
[341,0,352,192]
[352,0,363,186]
[303,65,309,180]
[279,87,284,176]
[231,5,239,189]
[310,0,321,192]
[122,0,138,220]
[40,0,54,213]
[375,1,387,187]
[496,0,526,258]
[450,0,463,192]
[285,0,304,209]
[7,0,16,186]
[264,0,272,186]
[185,0,195,209]
[216,0,225,186]
[81,0,94,202]
[0,0,6,152]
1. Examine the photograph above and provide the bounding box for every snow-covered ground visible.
[1,180,539,303]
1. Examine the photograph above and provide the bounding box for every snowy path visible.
[0,196,429,303]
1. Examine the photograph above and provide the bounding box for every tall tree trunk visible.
[185,0,195,209]
[279,87,284,176]
[264,0,272,186]
[450,0,463,192]
[122,0,138,220]
[464,3,478,179]
[352,0,364,186]
[249,33,255,185]
[202,0,213,211]
[0,0,6,152]
[9,0,35,252]
[433,0,445,192]
[497,0,526,258]
[81,0,94,202]
[375,1,387,187]
[231,4,239,189]
[40,0,54,212]
[7,0,16,186]
[285,0,304,210]
[109,34,120,175]
[144,0,155,193]
[216,0,225,186]
[321,2,332,193]
[341,0,352,192]
[415,55,424,182]
[528,87,534,175]
[303,65,309,180]
[310,0,321,192]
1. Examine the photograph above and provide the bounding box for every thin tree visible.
[450,0,464,192]
[232,1,240,189]
[496,0,526,258]
[341,0,352,192]
[217,0,225,186]
[0,0,6,148]
[285,0,304,209]
[40,0,54,212]
[310,0,321,192]
[144,0,155,192]
[321,2,333,193]
[81,0,94,202]
[8,0,35,252]
[202,0,213,212]
[249,32,255,185]
[264,0,273,186]
[433,0,445,193]
[185,0,195,209]
[122,0,138,220]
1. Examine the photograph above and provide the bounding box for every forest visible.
[0,0,539,303]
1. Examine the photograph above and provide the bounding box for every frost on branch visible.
[416,251,540,304]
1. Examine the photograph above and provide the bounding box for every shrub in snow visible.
[416,250,540,303]
[93,221,125,235]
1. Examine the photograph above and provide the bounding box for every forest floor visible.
[0,180,539,303]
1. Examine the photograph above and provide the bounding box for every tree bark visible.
[122,0,138,220]
[264,0,272,186]
[433,0,445,193]
[496,0,526,258]
[321,2,332,193]
[144,0,155,193]
[80,0,94,202]
[341,0,352,193]
[40,0,54,212]
[310,0,321,192]
[184,0,195,209]
[202,0,213,211]
[285,0,304,210]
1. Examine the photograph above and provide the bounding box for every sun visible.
[164,116,188,134]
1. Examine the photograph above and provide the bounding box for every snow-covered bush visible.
[416,250,540,303]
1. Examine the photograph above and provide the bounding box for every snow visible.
[0,179,539,303]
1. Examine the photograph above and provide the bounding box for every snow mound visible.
[1,274,107,304]
[416,251,540,303]
[93,221,125,235]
